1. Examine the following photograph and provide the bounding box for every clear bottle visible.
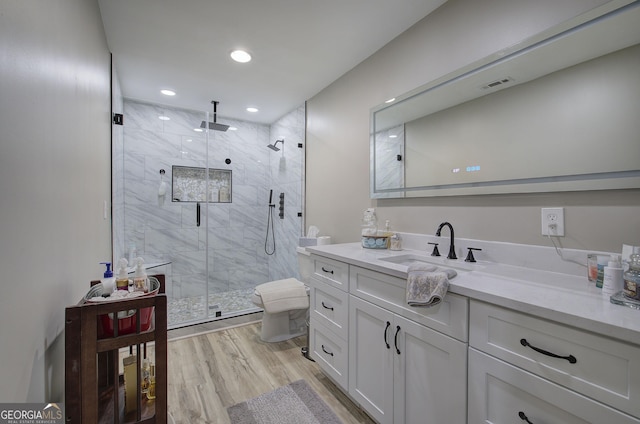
[390,233,403,251]
[146,364,156,400]
[115,258,130,291]
[133,257,148,293]
[141,357,150,394]
[361,208,378,236]
[623,247,640,300]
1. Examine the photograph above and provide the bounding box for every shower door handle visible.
[196,202,201,227]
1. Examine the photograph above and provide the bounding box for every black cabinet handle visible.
[196,202,201,227]
[321,344,334,357]
[394,326,401,354]
[520,338,577,364]
[321,267,334,274]
[384,321,391,349]
[321,301,334,311]
[518,411,534,423]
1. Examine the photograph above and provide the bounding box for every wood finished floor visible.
[167,321,375,424]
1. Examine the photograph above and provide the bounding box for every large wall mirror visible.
[371,1,640,198]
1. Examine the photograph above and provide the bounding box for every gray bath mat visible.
[227,379,343,424]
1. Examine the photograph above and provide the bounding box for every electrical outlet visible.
[541,207,564,236]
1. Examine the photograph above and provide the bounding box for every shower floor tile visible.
[167,287,259,328]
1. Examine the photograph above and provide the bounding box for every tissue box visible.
[299,237,317,247]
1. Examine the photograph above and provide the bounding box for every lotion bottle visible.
[116,258,130,291]
[602,254,623,297]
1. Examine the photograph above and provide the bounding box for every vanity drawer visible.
[349,265,468,342]
[470,300,640,418]
[468,348,640,424]
[309,282,349,340]
[311,255,349,292]
[309,321,348,390]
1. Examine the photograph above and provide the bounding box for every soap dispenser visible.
[116,258,130,291]
[602,254,623,297]
[100,262,115,294]
[133,257,148,293]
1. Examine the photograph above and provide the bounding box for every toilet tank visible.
[296,247,312,284]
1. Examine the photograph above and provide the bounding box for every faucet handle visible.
[465,247,482,263]
[428,242,440,257]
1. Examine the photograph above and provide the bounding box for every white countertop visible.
[306,242,640,345]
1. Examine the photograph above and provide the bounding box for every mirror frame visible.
[371,1,640,199]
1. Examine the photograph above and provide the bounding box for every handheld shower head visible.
[267,139,284,151]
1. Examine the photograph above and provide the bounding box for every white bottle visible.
[602,254,623,297]
[100,262,116,294]
[133,257,148,293]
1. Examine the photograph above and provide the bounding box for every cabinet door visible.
[394,314,468,424]
[349,296,395,424]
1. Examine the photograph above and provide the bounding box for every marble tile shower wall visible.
[119,100,304,300]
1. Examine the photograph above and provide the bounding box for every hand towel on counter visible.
[254,278,309,314]
[406,262,457,307]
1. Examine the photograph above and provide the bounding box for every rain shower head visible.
[200,121,230,132]
[200,100,229,132]
[267,139,284,151]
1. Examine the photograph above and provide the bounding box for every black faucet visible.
[435,222,457,259]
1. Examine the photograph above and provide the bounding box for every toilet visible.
[251,248,312,342]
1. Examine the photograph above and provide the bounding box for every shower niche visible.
[171,165,232,203]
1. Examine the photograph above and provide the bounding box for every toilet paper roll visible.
[317,236,331,245]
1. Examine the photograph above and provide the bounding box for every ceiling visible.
[98,0,447,124]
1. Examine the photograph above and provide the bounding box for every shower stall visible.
[112,100,306,328]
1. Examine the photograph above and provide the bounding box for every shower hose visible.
[265,204,276,255]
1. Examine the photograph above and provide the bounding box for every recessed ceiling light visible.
[159,115,170,121]
[228,126,238,131]
[389,135,397,138]
[161,89,176,96]
[230,50,252,63]
[385,98,396,103]
[193,128,203,132]
[246,107,259,113]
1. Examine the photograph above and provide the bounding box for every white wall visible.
[0,0,112,402]
[306,0,640,253]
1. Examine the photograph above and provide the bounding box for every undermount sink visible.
[379,253,479,272]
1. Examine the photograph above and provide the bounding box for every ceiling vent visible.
[481,77,514,90]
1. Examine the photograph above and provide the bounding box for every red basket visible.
[85,276,160,337]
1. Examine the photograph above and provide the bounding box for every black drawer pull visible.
[321,267,334,274]
[518,411,534,423]
[520,338,577,364]
[394,326,401,354]
[321,344,334,356]
[321,301,334,311]
[384,321,391,349]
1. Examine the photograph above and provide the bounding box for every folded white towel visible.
[406,262,457,307]
[255,278,309,314]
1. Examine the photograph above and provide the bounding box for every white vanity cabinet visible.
[308,255,350,390]
[468,300,640,423]
[348,266,468,424]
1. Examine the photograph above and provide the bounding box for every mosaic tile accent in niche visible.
[172,165,232,203]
